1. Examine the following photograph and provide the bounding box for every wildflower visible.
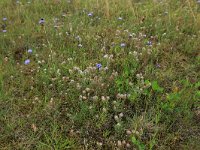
[126,130,132,135]
[119,112,124,118]
[24,59,30,65]
[97,142,103,146]
[136,73,141,79]
[54,25,59,29]
[126,143,131,148]
[114,115,119,121]
[31,124,37,132]
[82,90,86,94]
[132,130,140,135]
[88,12,93,17]
[101,96,106,102]
[4,57,8,62]
[85,88,90,92]
[103,54,108,58]
[92,96,98,101]
[147,41,152,46]
[113,101,117,105]
[28,49,32,53]
[156,63,161,68]
[75,36,81,41]
[66,31,70,36]
[122,140,126,145]
[116,122,121,127]
[78,43,82,47]
[79,95,83,100]
[120,43,126,47]
[117,140,122,147]
[39,18,45,25]
[129,33,133,38]
[96,63,102,69]
[2,17,7,21]
[2,29,7,33]
[102,108,107,112]
[164,11,168,15]
[118,17,123,20]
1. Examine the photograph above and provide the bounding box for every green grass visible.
[0,0,200,149]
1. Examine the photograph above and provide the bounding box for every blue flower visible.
[28,49,33,53]
[96,63,102,69]
[120,43,126,47]
[24,59,30,65]
[39,18,45,25]
[88,12,93,17]
[2,29,7,33]
[2,17,7,21]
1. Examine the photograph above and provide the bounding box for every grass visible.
[0,0,200,149]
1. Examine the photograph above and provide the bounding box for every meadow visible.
[0,0,200,149]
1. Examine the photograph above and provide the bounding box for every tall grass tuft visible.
[105,0,110,18]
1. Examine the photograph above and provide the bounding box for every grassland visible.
[0,0,200,149]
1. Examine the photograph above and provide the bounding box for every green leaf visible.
[131,136,145,150]
[145,80,151,85]
[129,92,138,103]
[152,81,164,92]
[196,91,200,98]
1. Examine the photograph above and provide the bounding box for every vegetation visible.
[0,0,199,149]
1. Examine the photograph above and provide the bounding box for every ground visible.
[0,0,200,149]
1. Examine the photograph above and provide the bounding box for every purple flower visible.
[120,43,126,47]
[24,59,30,65]
[2,30,7,33]
[156,63,161,68]
[88,12,93,17]
[2,17,7,21]
[39,18,45,25]
[96,63,102,69]
[28,49,33,53]
[147,41,152,46]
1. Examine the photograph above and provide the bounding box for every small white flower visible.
[85,88,90,92]
[118,17,123,20]
[114,115,119,121]
[92,96,98,101]
[126,130,132,135]
[117,140,122,147]
[102,108,107,112]
[119,113,124,118]
[78,44,82,47]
